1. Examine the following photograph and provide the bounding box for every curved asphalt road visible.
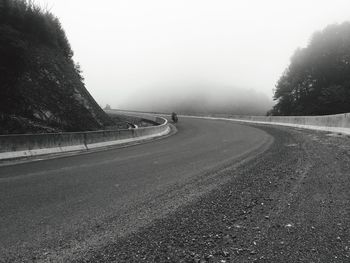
[0,117,272,262]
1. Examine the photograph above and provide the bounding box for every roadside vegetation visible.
[269,22,350,116]
[108,113,158,128]
[0,0,113,134]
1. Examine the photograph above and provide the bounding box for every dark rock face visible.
[0,0,113,134]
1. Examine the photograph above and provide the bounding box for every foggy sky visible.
[38,0,350,113]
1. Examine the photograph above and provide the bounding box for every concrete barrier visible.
[228,113,350,128]
[0,117,170,161]
[183,113,350,135]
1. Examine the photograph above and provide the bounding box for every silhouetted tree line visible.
[0,0,113,133]
[269,22,350,116]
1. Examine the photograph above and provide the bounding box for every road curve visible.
[0,118,272,262]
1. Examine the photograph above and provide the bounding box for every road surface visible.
[0,118,272,262]
[75,123,350,263]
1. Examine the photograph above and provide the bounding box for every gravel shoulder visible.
[76,125,350,263]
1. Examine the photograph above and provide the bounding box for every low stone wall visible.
[0,117,170,160]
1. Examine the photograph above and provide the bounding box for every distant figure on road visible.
[171,112,178,123]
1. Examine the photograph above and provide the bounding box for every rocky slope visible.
[0,0,113,134]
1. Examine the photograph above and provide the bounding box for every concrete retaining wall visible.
[0,117,170,160]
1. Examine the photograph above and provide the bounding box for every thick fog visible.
[38,0,350,114]
[118,83,273,115]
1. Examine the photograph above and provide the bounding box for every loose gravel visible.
[76,125,350,263]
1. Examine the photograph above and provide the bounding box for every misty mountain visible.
[118,86,273,115]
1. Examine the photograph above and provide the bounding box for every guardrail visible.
[0,116,170,160]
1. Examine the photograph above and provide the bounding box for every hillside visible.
[117,86,273,116]
[0,0,114,134]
